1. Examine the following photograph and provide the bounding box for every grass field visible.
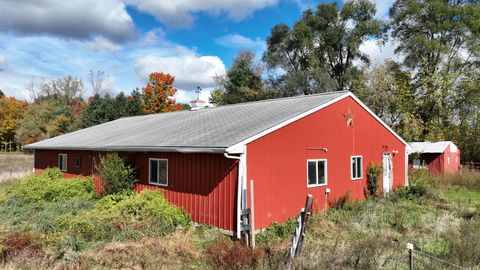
[0,168,479,269]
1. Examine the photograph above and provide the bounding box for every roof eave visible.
[24,145,226,154]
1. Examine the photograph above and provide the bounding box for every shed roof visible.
[408,141,454,154]
[25,91,407,153]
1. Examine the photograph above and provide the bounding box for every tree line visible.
[0,0,478,161]
[0,72,186,150]
[210,0,480,162]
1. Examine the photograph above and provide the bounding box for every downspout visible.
[224,150,245,239]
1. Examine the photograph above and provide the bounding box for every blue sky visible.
[0,0,393,103]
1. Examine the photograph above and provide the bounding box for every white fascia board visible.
[226,92,409,154]
[226,92,350,153]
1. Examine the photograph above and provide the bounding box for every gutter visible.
[23,145,226,154]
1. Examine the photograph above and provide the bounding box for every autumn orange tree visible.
[140,72,183,114]
[0,96,28,149]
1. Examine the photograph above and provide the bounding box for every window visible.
[351,156,363,180]
[75,156,81,168]
[58,154,67,172]
[149,159,168,186]
[307,159,327,187]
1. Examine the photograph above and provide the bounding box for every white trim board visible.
[226,92,408,154]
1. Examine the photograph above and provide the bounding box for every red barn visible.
[409,141,460,175]
[25,91,409,237]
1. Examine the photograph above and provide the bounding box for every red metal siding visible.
[420,144,460,175]
[246,96,407,229]
[421,153,443,175]
[133,153,237,232]
[442,144,461,174]
[34,150,238,232]
[35,149,95,176]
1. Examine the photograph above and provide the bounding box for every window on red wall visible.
[351,156,363,180]
[75,156,81,168]
[307,159,327,187]
[58,154,67,172]
[149,158,168,186]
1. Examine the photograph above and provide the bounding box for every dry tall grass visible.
[0,154,33,182]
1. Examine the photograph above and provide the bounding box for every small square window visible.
[75,156,81,168]
[149,159,168,186]
[307,159,327,187]
[351,156,363,180]
[58,154,67,172]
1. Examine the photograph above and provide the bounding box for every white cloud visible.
[124,0,278,28]
[294,0,318,11]
[360,39,398,65]
[134,51,226,90]
[0,30,227,103]
[0,0,136,43]
[215,34,266,51]
[80,37,122,52]
[141,28,166,46]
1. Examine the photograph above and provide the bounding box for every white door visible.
[383,153,393,194]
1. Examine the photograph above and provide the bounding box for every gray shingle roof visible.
[408,141,454,154]
[25,91,349,153]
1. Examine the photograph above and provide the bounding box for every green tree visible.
[390,0,480,140]
[0,89,4,98]
[355,61,417,139]
[0,96,28,149]
[211,50,272,105]
[264,0,386,94]
[80,91,144,128]
[16,100,78,145]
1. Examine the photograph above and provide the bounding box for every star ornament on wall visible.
[343,109,355,127]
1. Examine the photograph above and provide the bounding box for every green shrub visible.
[257,219,296,243]
[96,153,137,195]
[366,163,382,197]
[57,190,190,245]
[2,168,94,204]
[42,167,64,180]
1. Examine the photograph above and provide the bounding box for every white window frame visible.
[58,154,67,172]
[148,158,168,187]
[351,155,363,180]
[306,159,328,187]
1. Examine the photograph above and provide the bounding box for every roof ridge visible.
[118,90,350,121]
[205,90,350,110]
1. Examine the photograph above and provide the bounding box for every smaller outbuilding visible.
[409,141,460,175]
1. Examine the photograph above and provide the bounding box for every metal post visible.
[407,243,414,270]
[250,179,255,249]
